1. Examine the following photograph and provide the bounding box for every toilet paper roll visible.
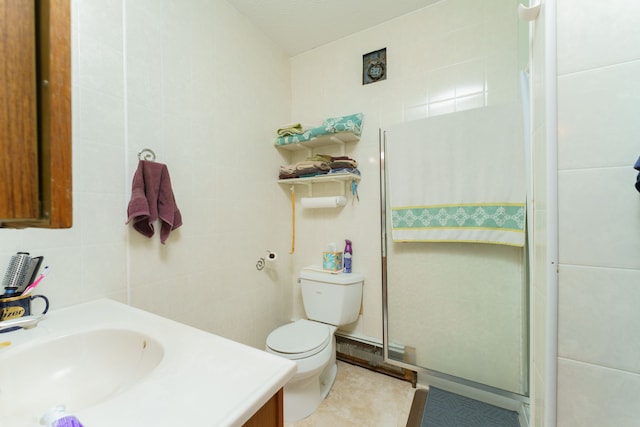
[266,251,278,262]
[301,196,347,209]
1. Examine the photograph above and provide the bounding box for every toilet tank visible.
[299,268,364,326]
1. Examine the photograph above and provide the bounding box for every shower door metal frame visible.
[379,129,530,406]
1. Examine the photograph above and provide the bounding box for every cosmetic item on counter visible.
[1,252,31,295]
[343,240,352,273]
[22,266,49,296]
[17,255,43,293]
[1,252,44,296]
[41,405,84,427]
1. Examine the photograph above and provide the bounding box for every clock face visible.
[368,63,384,80]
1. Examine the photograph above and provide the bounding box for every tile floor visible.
[285,360,418,427]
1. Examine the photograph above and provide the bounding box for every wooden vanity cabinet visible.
[0,0,71,228]
[243,388,284,427]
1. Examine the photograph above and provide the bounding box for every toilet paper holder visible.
[256,251,277,271]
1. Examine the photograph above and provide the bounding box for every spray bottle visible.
[344,240,352,273]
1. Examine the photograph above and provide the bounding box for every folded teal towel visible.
[322,113,363,135]
[274,113,363,147]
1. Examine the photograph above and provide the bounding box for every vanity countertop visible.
[0,298,296,427]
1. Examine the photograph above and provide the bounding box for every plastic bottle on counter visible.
[41,405,84,427]
[344,240,352,273]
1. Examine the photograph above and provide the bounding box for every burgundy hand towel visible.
[126,160,182,244]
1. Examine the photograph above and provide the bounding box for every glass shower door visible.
[383,236,529,395]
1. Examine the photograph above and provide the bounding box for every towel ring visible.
[138,148,156,161]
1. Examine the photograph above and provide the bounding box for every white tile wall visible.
[0,0,293,350]
[559,266,640,373]
[558,167,640,268]
[557,0,640,425]
[557,0,640,75]
[121,0,293,348]
[557,359,640,426]
[558,61,640,170]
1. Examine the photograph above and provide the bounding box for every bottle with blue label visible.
[344,240,352,273]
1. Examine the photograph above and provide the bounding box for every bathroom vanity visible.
[0,299,296,427]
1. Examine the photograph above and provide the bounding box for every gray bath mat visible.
[420,387,520,427]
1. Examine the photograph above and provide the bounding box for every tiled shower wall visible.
[0,0,293,349]
[555,1,640,426]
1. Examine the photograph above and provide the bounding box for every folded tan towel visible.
[277,123,304,136]
[306,154,332,162]
[295,160,330,171]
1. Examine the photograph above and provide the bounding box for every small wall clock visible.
[363,48,387,85]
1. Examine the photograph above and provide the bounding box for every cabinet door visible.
[242,388,284,427]
[0,0,39,220]
[0,0,71,228]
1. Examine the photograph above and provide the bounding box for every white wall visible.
[0,0,292,349]
[287,0,525,352]
[555,1,640,426]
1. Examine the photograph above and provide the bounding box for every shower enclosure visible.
[381,124,529,398]
[380,0,531,404]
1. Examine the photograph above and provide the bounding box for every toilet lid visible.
[267,319,331,359]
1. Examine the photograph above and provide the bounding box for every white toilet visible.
[266,268,364,422]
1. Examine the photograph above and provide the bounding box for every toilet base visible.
[284,360,337,422]
[320,360,337,399]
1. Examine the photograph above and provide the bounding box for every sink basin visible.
[0,299,296,426]
[0,328,164,417]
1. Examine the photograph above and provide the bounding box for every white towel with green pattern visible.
[386,104,526,246]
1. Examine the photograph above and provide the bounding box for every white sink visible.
[0,299,296,427]
[0,328,164,418]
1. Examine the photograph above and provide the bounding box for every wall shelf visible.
[275,128,361,197]
[275,131,360,155]
[278,173,360,186]
[278,173,360,196]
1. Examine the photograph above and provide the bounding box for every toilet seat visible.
[266,319,330,360]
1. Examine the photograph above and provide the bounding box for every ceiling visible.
[226,0,442,56]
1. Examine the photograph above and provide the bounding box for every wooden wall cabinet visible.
[0,0,71,228]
